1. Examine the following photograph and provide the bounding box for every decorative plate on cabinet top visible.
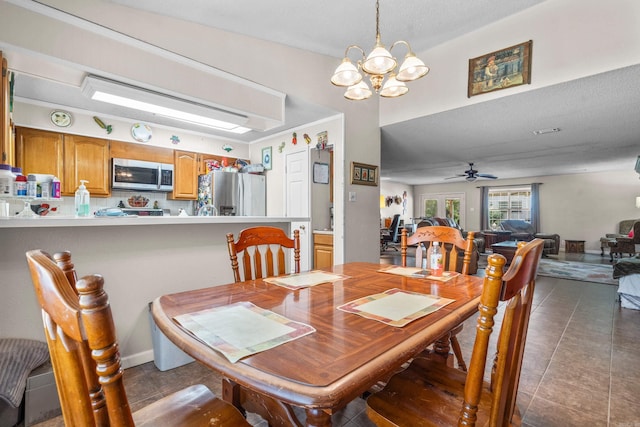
[131,123,153,142]
[50,110,72,127]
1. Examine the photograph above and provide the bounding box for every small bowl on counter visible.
[127,196,149,208]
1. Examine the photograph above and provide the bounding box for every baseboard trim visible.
[121,350,154,369]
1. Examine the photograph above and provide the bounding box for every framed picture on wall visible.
[262,146,272,170]
[351,162,378,186]
[468,40,532,97]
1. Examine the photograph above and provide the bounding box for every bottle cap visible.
[0,164,11,171]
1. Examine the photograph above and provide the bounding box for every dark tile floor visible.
[34,252,640,427]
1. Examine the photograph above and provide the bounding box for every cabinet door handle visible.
[299,225,306,230]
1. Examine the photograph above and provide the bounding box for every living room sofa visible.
[498,219,560,256]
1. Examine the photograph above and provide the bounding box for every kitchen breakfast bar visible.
[0,216,308,367]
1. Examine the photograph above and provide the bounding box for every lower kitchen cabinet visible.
[313,232,334,269]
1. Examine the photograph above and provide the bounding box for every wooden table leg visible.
[305,408,332,427]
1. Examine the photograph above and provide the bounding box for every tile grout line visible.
[526,284,582,414]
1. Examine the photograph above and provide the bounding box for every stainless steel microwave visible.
[112,158,174,192]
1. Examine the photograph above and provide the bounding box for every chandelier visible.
[330,0,429,100]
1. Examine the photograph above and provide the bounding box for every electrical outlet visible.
[349,192,356,202]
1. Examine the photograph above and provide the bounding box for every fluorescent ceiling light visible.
[82,75,251,134]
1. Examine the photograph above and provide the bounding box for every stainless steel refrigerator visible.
[197,171,266,216]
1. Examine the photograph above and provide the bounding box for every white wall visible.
[381,0,640,126]
[380,181,414,228]
[413,170,640,253]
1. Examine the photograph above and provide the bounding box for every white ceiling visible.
[11,0,640,184]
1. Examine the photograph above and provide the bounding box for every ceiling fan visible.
[446,163,498,182]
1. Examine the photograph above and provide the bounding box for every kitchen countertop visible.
[0,215,309,229]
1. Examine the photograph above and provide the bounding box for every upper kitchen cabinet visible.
[15,127,63,178]
[16,127,110,197]
[110,140,173,164]
[63,135,110,196]
[171,150,199,200]
[1,52,14,165]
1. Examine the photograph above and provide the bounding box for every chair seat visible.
[366,357,521,427]
[133,384,249,426]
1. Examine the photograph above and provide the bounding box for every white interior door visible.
[286,149,311,271]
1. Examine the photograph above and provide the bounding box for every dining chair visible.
[225,226,304,425]
[366,239,545,427]
[226,226,300,282]
[25,249,250,427]
[401,226,476,371]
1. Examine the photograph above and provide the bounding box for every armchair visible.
[499,219,560,256]
[610,221,640,261]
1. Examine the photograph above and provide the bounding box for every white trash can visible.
[148,303,194,371]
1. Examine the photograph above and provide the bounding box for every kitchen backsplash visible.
[6,190,195,217]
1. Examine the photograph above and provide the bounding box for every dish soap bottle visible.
[75,180,90,217]
[430,242,443,277]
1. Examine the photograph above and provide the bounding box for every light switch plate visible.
[349,192,356,202]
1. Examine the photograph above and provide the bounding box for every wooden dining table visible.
[151,262,485,427]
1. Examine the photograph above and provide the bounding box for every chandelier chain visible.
[375,0,381,41]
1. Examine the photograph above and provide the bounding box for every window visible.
[488,186,531,228]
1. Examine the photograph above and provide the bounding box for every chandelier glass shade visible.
[331,0,429,100]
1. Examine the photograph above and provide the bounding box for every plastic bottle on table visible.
[430,242,444,277]
[75,180,91,217]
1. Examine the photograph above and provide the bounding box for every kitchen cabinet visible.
[110,140,173,164]
[16,128,110,197]
[63,135,110,196]
[171,151,240,200]
[171,150,199,199]
[313,231,334,269]
[15,128,64,178]
[1,52,13,165]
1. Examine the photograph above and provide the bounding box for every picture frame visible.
[313,162,330,184]
[468,40,532,97]
[262,146,272,170]
[351,162,378,186]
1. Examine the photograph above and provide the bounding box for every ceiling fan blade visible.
[476,173,498,179]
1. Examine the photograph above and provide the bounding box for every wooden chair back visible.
[461,238,543,425]
[26,250,113,426]
[227,226,300,282]
[401,226,475,275]
[25,249,249,427]
[366,238,544,426]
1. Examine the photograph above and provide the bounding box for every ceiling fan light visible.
[331,58,363,87]
[380,74,408,98]
[344,81,373,101]
[466,176,477,182]
[362,44,397,75]
[396,54,429,82]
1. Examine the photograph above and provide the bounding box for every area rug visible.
[536,259,618,286]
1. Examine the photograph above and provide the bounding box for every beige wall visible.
[413,170,640,253]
